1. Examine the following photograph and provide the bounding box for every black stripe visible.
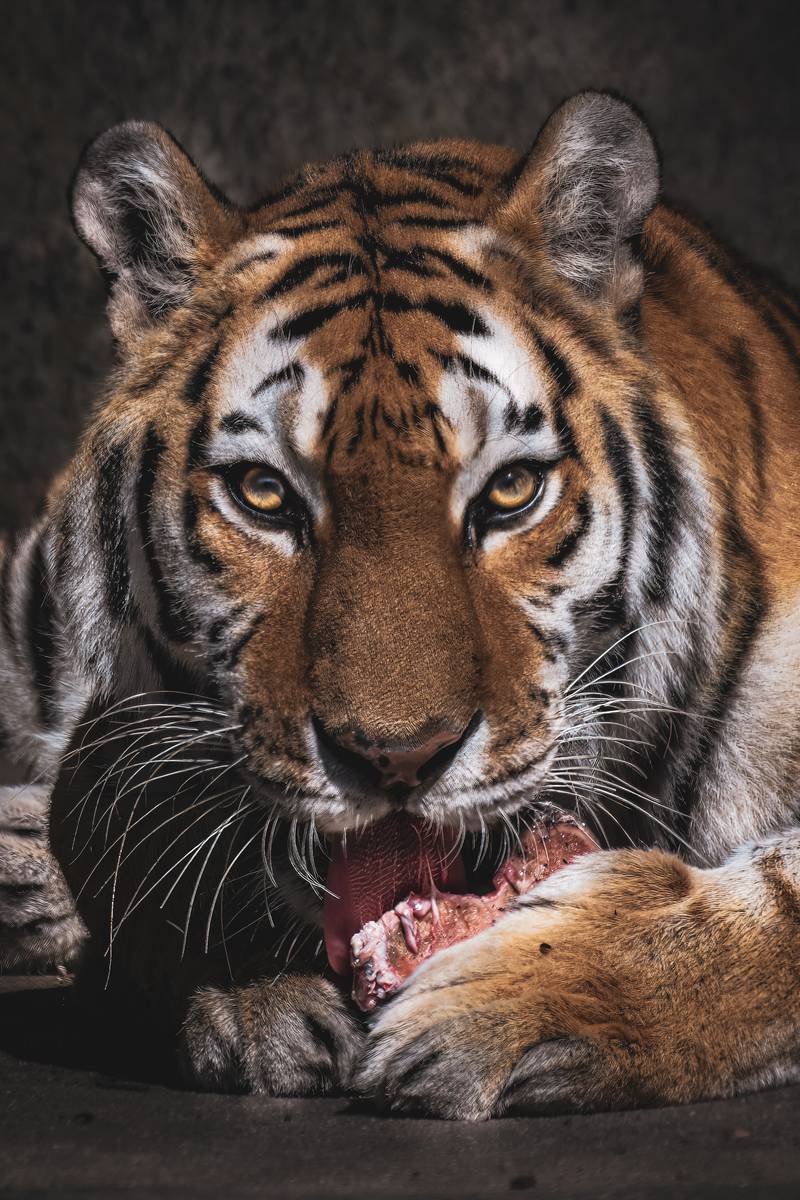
[434,351,504,392]
[25,538,58,726]
[423,248,493,291]
[458,354,502,388]
[269,219,343,237]
[258,253,365,303]
[539,340,577,401]
[376,151,485,196]
[381,249,439,280]
[499,150,531,198]
[670,503,767,837]
[534,338,580,460]
[229,250,277,274]
[545,495,592,568]
[347,404,366,454]
[634,394,682,607]
[321,396,338,439]
[396,215,474,230]
[183,489,225,576]
[185,342,220,407]
[136,425,192,644]
[226,613,265,669]
[274,191,339,221]
[514,287,615,366]
[272,294,369,342]
[252,362,304,398]
[504,401,544,435]
[395,360,419,387]
[336,355,366,395]
[527,620,569,660]
[207,605,245,649]
[219,411,265,435]
[382,293,488,336]
[186,411,211,471]
[600,408,638,589]
[95,441,131,622]
[425,402,447,453]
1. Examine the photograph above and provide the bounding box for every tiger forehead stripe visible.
[195,156,519,472]
[256,252,367,304]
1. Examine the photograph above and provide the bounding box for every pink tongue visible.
[324,813,466,975]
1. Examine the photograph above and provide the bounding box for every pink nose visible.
[332,724,471,790]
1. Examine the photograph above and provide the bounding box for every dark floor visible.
[1,978,799,1200]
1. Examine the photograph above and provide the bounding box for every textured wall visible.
[2,0,798,532]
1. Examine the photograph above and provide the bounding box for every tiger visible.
[1,89,800,1119]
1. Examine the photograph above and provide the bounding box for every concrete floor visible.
[1,978,799,1199]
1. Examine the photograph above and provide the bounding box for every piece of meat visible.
[324,814,466,977]
[350,818,598,1012]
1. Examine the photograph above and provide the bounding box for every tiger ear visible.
[497,92,660,308]
[71,121,233,344]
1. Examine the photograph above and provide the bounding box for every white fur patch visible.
[208,310,330,524]
[443,309,561,524]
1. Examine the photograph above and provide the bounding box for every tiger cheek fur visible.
[2,91,800,1111]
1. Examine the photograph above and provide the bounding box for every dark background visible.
[2,0,799,534]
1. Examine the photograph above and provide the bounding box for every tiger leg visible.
[0,784,85,972]
[356,834,800,1119]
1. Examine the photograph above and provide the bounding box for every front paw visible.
[355,850,699,1119]
[180,974,364,1096]
[354,926,615,1120]
[0,785,86,971]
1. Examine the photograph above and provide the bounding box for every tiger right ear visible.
[496,92,660,310]
[70,121,235,345]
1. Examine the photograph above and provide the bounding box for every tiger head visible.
[67,92,661,839]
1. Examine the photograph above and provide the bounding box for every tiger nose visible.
[326,719,478,790]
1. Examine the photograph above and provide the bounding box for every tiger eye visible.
[237,467,286,514]
[486,464,540,512]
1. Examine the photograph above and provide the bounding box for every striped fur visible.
[2,92,800,1111]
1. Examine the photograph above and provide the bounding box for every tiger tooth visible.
[394,900,419,954]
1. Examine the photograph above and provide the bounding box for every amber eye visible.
[233,466,287,515]
[485,463,542,514]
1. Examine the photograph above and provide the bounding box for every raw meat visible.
[349,818,597,1011]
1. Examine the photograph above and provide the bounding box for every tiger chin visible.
[1,89,800,1118]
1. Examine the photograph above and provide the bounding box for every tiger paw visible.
[179,974,364,1096]
[354,847,773,1119]
[0,784,86,971]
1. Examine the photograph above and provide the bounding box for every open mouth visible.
[323,807,598,1010]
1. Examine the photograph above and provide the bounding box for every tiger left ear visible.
[70,121,235,346]
[496,92,660,309]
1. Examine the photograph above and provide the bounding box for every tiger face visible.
[70,94,660,839]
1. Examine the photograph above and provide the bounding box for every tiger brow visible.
[432,349,509,397]
[252,362,305,397]
[218,411,265,435]
[229,250,279,275]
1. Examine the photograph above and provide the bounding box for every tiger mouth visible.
[321,803,592,976]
